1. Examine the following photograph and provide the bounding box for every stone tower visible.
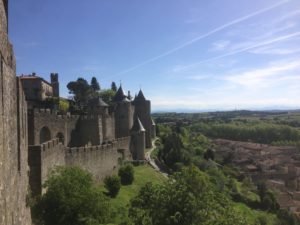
[151,119,156,139]
[133,90,152,148]
[130,117,146,160]
[114,85,134,138]
[0,0,32,224]
[50,72,59,98]
[87,96,115,143]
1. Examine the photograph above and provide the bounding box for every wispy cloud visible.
[224,60,300,88]
[173,31,300,72]
[108,0,289,78]
[250,46,300,55]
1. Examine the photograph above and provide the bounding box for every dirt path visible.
[145,139,169,178]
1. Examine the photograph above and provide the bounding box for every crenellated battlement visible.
[79,114,100,120]
[30,108,80,120]
[40,138,62,151]
[66,136,130,155]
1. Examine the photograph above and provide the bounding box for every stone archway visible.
[56,132,65,145]
[39,126,51,144]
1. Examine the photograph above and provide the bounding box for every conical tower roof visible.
[152,118,156,125]
[134,89,146,101]
[131,117,145,132]
[113,85,127,102]
[88,96,108,107]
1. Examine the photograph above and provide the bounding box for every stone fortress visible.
[0,1,155,224]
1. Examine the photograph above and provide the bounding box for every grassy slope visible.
[234,203,280,225]
[104,164,280,225]
[103,164,166,224]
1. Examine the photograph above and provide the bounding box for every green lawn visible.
[101,164,166,224]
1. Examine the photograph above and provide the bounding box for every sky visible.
[9,0,300,111]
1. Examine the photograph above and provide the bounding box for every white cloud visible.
[172,31,300,73]
[224,60,300,88]
[211,40,231,51]
[250,46,300,55]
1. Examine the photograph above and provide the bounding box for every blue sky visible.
[9,0,300,111]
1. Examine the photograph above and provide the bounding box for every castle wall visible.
[102,113,115,142]
[0,0,32,223]
[76,115,103,146]
[65,136,131,181]
[28,108,79,146]
[28,137,131,196]
[28,139,65,196]
[115,102,134,138]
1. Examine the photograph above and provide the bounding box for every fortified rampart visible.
[29,137,131,196]
[28,108,79,146]
[28,139,65,196]
[0,0,32,223]
[66,136,131,181]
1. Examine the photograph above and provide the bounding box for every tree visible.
[111,81,117,92]
[129,166,248,225]
[99,89,116,105]
[104,175,121,198]
[33,166,111,225]
[91,77,100,92]
[67,78,93,108]
[118,164,134,185]
[204,148,215,161]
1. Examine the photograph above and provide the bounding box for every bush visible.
[33,166,111,225]
[118,164,134,185]
[104,175,121,197]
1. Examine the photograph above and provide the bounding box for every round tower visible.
[133,89,152,148]
[130,117,146,160]
[114,85,134,138]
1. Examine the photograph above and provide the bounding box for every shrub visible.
[118,164,134,185]
[33,166,111,225]
[104,175,121,197]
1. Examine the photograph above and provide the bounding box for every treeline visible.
[155,123,300,225]
[190,122,300,144]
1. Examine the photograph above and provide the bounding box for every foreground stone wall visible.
[28,139,65,196]
[28,136,131,196]
[0,0,32,224]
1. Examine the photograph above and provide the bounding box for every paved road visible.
[145,139,169,178]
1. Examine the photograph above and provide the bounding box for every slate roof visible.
[113,85,127,102]
[131,117,145,132]
[134,89,146,101]
[152,119,156,125]
[88,96,108,107]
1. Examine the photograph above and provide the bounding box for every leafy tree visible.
[129,166,248,225]
[91,77,100,91]
[104,175,121,198]
[118,164,135,185]
[58,98,69,113]
[203,148,215,161]
[99,89,116,105]
[33,166,111,225]
[158,132,191,170]
[67,78,93,108]
[111,81,117,92]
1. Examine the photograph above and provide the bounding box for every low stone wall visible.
[29,136,131,195]
[66,137,131,182]
[28,138,65,195]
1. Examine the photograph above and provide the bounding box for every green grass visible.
[234,202,280,225]
[101,164,166,224]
